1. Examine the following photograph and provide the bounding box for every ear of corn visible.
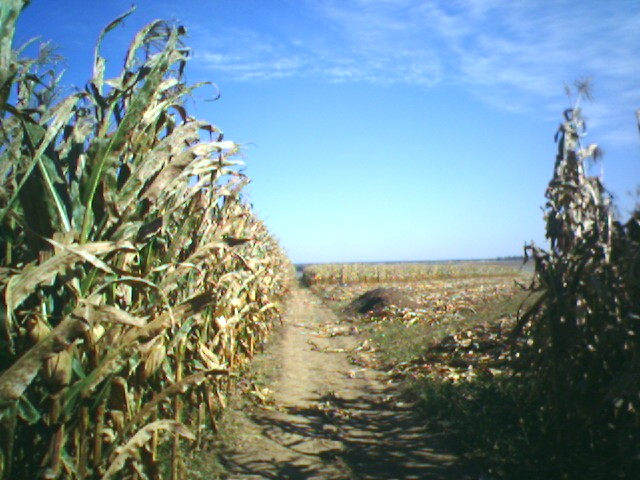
[0,4,293,479]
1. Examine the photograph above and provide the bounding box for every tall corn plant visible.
[0,3,292,479]
[516,82,640,478]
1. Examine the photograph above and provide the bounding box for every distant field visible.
[300,259,529,286]
[308,264,531,326]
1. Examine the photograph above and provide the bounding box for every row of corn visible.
[0,3,293,479]
[513,86,640,477]
[302,261,522,286]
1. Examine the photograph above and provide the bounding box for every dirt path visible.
[219,287,475,479]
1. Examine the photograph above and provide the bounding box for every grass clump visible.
[367,289,532,367]
[368,289,555,478]
[367,289,535,477]
[405,375,560,479]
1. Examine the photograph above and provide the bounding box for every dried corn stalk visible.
[516,81,640,477]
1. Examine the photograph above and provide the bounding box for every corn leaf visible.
[5,240,135,314]
[100,420,194,480]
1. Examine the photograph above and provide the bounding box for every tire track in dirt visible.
[219,287,475,479]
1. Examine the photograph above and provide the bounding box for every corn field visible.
[516,83,640,478]
[0,3,293,479]
[303,262,522,286]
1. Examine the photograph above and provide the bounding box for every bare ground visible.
[217,287,476,479]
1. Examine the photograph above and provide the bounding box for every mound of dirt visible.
[346,288,422,315]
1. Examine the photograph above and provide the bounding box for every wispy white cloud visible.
[191,27,308,81]
[412,1,640,145]
[191,0,640,145]
[192,1,444,86]
[197,51,307,81]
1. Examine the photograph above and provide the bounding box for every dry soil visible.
[218,287,476,479]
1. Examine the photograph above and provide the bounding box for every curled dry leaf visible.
[100,420,195,480]
[142,338,166,380]
[0,305,90,407]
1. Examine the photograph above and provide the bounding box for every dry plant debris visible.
[389,322,516,383]
[310,267,530,385]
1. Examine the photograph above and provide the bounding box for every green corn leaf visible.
[81,25,186,242]
[0,92,81,227]
[17,396,40,425]
[5,240,135,315]
[0,0,29,110]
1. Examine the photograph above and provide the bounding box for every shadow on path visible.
[222,385,475,479]
[219,287,477,479]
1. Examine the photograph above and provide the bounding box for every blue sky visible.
[15,0,640,263]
